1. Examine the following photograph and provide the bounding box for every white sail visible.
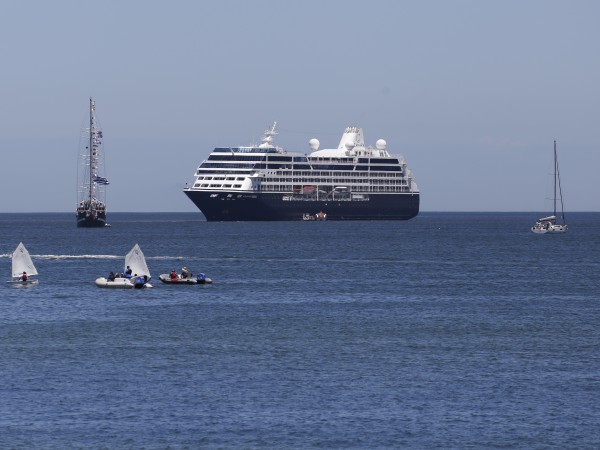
[12,242,38,278]
[124,244,150,278]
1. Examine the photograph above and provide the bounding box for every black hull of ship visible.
[185,191,419,221]
[77,211,107,228]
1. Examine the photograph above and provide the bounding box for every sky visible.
[1,0,599,213]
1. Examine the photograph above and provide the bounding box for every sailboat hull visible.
[95,277,153,288]
[6,279,39,285]
[77,211,107,227]
[548,224,567,233]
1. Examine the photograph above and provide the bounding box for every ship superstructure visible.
[184,123,420,221]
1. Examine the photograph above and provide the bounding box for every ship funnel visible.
[338,126,365,150]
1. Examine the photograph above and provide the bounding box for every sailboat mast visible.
[89,97,94,206]
[553,140,557,218]
[555,140,566,224]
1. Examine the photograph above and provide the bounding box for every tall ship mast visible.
[184,123,420,221]
[76,98,109,227]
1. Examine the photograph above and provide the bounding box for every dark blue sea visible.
[1,212,599,449]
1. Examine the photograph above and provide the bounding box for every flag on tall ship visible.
[93,176,110,185]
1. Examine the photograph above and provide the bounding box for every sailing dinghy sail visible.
[125,244,151,279]
[7,242,39,284]
[95,244,152,288]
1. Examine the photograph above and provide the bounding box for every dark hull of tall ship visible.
[76,211,107,227]
[185,190,419,221]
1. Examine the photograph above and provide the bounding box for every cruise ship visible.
[183,123,420,221]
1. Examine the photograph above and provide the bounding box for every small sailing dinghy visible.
[7,242,39,285]
[532,141,568,234]
[95,244,153,288]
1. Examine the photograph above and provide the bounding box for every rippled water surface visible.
[1,212,599,448]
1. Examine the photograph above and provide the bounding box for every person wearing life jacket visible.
[125,266,133,278]
[21,271,27,282]
[170,270,178,282]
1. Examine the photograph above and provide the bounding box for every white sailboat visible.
[7,242,39,285]
[532,141,567,234]
[95,244,153,288]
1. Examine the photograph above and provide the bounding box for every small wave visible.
[32,254,121,260]
[3,254,198,261]
[146,256,184,260]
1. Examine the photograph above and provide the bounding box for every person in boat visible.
[181,267,190,279]
[125,266,132,278]
[20,271,27,282]
[170,270,178,282]
[108,271,115,281]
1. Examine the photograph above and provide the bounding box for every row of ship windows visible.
[197,176,246,181]
[196,184,243,188]
[271,172,405,179]
[261,185,411,193]
[193,184,409,192]
[208,154,400,165]
[196,171,404,179]
[194,180,408,192]
[195,180,408,188]
[200,162,402,171]
[263,179,408,185]
[213,147,279,154]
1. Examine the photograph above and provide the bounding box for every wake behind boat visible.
[95,244,152,288]
[532,141,567,234]
[7,242,39,285]
[77,98,109,227]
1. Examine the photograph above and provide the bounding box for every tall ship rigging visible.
[76,98,109,227]
[184,123,420,221]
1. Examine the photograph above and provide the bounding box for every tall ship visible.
[184,123,419,221]
[76,98,109,227]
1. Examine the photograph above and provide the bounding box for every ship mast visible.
[554,140,566,224]
[89,97,94,207]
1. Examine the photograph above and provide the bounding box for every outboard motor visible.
[197,273,206,284]
[134,276,145,289]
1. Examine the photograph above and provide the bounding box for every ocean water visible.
[0,212,599,449]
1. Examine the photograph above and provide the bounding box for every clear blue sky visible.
[1,0,599,212]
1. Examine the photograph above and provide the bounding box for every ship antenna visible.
[260,121,278,147]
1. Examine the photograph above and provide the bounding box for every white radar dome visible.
[309,138,320,151]
[376,139,387,150]
[345,141,355,150]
